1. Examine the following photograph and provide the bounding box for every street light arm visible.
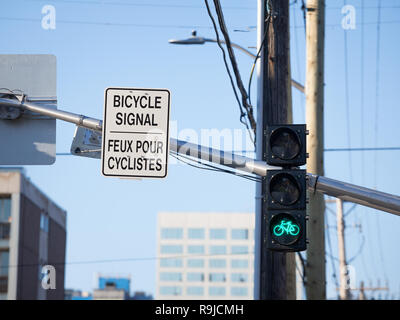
[168,34,305,93]
[205,39,305,93]
[205,38,257,59]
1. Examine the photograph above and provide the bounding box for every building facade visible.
[0,168,67,300]
[156,212,255,300]
[92,274,131,300]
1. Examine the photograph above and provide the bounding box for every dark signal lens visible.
[269,173,301,206]
[270,127,301,160]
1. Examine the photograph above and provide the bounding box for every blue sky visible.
[1,0,400,299]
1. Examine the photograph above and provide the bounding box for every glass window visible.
[231,273,248,282]
[209,286,226,296]
[187,286,204,296]
[0,251,9,277]
[0,222,10,240]
[40,214,49,232]
[231,245,248,254]
[160,272,182,282]
[159,286,182,296]
[160,245,183,254]
[231,229,248,240]
[160,258,183,268]
[209,245,226,255]
[187,259,204,268]
[209,273,226,282]
[0,250,9,293]
[0,198,11,223]
[161,228,183,239]
[187,272,204,282]
[209,228,226,240]
[187,245,204,254]
[188,228,205,239]
[209,259,226,268]
[231,287,248,297]
[231,259,248,269]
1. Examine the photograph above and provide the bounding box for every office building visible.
[93,274,131,300]
[156,212,254,300]
[0,168,67,300]
[65,289,92,300]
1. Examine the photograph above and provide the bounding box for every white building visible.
[156,212,255,300]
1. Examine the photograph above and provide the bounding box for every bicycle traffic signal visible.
[264,125,308,252]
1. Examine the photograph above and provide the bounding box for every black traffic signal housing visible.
[264,124,308,252]
[266,124,307,167]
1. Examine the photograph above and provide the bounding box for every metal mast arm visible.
[1,97,400,216]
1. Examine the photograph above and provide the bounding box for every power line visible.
[0,16,214,30]
[2,16,400,30]
[292,3,305,119]
[325,208,340,298]
[21,0,400,11]
[300,0,306,35]
[212,0,257,141]
[203,0,254,144]
[170,151,261,183]
[0,251,256,270]
[373,0,388,284]
[324,147,400,152]
[359,0,372,284]
[247,14,269,112]
[27,0,257,11]
[343,0,352,183]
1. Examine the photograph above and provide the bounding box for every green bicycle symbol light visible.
[273,218,300,237]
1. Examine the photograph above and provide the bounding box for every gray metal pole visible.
[308,174,400,217]
[254,0,265,300]
[2,97,400,217]
[0,97,102,131]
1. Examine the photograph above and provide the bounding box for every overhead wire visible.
[301,0,306,35]
[292,2,305,120]
[1,16,400,30]
[343,0,353,183]
[169,151,261,183]
[359,0,372,284]
[373,0,388,284]
[247,12,270,110]
[0,250,257,270]
[211,0,257,141]
[203,0,254,145]
[324,206,340,298]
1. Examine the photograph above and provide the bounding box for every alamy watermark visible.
[342,4,356,30]
[41,5,56,30]
[340,264,357,290]
[41,265,56,290]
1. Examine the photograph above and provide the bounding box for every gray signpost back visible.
[0,54,57,165]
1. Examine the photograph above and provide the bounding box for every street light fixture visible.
[168,30,305,93]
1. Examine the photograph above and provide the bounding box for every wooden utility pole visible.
[255,0,291,300]
[336,198,350,300]
[305,0,326,300]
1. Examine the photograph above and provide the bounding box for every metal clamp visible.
[78,115,86,127]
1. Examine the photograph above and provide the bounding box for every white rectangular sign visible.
[101,87,170,178]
